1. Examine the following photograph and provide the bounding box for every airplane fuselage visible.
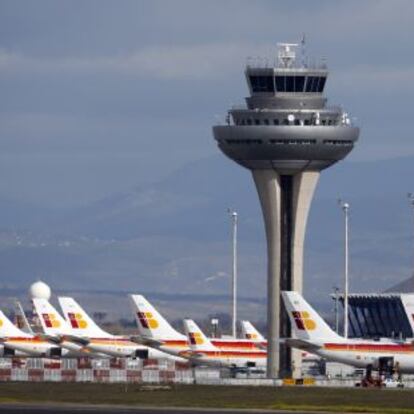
[309,340,414,373]
[3,337,65,358]
[179,349,267,368]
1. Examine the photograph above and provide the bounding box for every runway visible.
[0,403,325,414]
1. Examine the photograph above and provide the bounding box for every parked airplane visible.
[240,320,266,346]
[0,310,62,358]
[183,319,266,368]
[282,291,414,374]
[58,296,181,361]
[129,294,264,356]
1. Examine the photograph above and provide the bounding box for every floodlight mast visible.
[228,209,238,338]
[333,286,340,333]
[338,199,350,339]
[213,40,359,378]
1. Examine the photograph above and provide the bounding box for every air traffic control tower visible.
[213,42,359,378]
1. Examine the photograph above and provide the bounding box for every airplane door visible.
[135,349,149,359]
[378,356,394,377]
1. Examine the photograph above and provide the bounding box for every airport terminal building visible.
[338,293,414,339]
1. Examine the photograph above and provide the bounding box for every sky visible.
[1,0,414,207]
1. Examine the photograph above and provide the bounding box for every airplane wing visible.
[129,335,163,348]
[38,334,62,345]
[285,338,321,351]
[253,342,267,350]
[60,335,90,346]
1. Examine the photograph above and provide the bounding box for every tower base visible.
[252,169,319,378]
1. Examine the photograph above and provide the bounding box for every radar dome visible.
[29,281,51,300]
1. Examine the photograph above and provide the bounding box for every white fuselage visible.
[181,350,267,368]
[3,337,64,358]
[305,339,414,373]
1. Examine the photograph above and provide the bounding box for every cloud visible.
[2,0,414,207]
[0,43,274,80]
[205,271,228,283]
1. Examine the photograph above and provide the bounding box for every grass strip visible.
[0,383,413,412]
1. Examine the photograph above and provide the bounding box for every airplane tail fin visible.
[400,295,414,334]
[281,291,343,342]
[32,298,72,336]
[14,300,33,335]
[58,297,112,338]
[240,320,265,342]
[183,319,217,352]
[129,294,186,340]
[0,310,31,338]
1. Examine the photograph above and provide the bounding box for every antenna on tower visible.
[277,43,298,68]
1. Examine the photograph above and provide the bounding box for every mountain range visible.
[1,154,413,320]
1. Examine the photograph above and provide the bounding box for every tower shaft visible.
[253,170,319,377]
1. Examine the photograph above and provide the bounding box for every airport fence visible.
[5,358,413,387]
[0,357,208,384]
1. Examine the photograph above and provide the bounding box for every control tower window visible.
[285,76,295,92]
[275,76,285,92]
[249,76,274,93]
[318,77,326,92]
[305,76,317,92]
[295,76,305,92]
[305,76,326,93]
[275,76,305,92]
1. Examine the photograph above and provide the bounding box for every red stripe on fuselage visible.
[190,350,265,358]
[324,343,414,353]
[211,340,262,349]
[5,337,48,344]
[160,339,264,350]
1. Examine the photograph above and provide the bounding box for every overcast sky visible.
[1,0,414,207]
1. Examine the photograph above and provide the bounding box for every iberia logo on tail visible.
[42,314,61,328]
[137,312,159,329]
[292,311,316,331]
[246,333,258,339]
[188,332,204,345]
[68,313,88,329]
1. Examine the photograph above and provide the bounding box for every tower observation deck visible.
[213,42,359,378]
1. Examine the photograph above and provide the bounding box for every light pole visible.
[228,209,238,338]
[211,318,219,338]
[333,286,340,334]
[338,199,350,338]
